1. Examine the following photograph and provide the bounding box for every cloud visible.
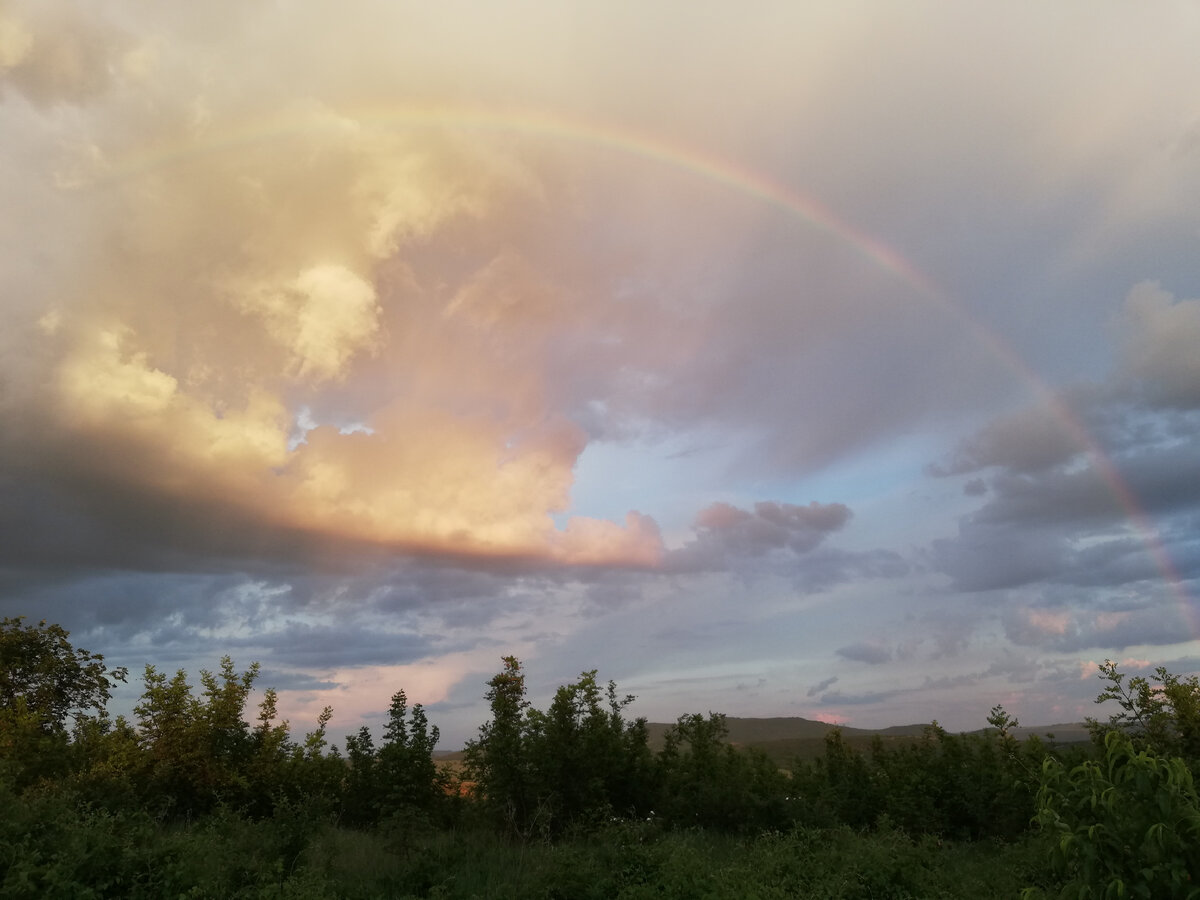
[928,403,1088,476]
[1116,282,1200,409]
[0,1,130,106]
[669,500,851,570]
[807,675,838,697]
[929,522,1067,592]
[818,687,904,707]
[0,93,666,570]
[925,329,1200,600]
[230,265,381,384]
[836,641,893,666]
[1002,601,1192,654]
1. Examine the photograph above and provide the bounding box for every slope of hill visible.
[435,716,1091,763]
[643,716,935,751]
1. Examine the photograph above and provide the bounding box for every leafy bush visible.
[1088,660,1200,765]
[1023,661,1200,899]
[1025,730,1200,899]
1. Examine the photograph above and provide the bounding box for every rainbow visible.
[90,101,1193,619]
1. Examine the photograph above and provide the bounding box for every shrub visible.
[1026,728,1200,898]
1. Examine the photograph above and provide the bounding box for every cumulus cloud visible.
[1116,282,1200,409]
[0,42,670,568]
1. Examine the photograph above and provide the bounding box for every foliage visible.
[790,708,1049,841]
[0,617,127,789]
[525,669,656,828]
[0,617,127,735]
[0,780,1051,900]
[339,689,446,829]
[1088,659,1200,763]
[1026,730,1200,899]
[18,620,1167,897]
[463,655,537,834]
[1022,661,1200,898]
[464,659,656,836]
[656,711,790,832]
[132,658,265,816]
[378,689,445,816]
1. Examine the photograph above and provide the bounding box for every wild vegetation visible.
[2,616,1198,898]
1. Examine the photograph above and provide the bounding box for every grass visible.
[3,784,1056,898]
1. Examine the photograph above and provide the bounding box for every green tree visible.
[464,656,536,835]
[525,670,655,830]
[466,659,658,836]
[377,689,444,820]
[0,617,127,788]
[342,724,378,826]
[813,726,878,830]
[0,617,127,733]
[868,721,1040,840]
[246,687,292,816]
[132,657,281,817]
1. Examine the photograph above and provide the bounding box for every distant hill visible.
[434,716,1092,765]
[642,716,931,750]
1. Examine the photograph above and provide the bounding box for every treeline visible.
[3,616,1200,898]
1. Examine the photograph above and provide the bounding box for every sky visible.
[2,0,1199,748]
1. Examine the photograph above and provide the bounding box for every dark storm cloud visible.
[0,570,251,638]
[975,444,1200,529]
[0,447,392,577]
[660,499,908,594]
[929,522,1067,593]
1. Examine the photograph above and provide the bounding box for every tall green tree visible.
[0,617,126,787]
[377,689,444,819]
[465,656,535,835]
[525,670,655,829]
